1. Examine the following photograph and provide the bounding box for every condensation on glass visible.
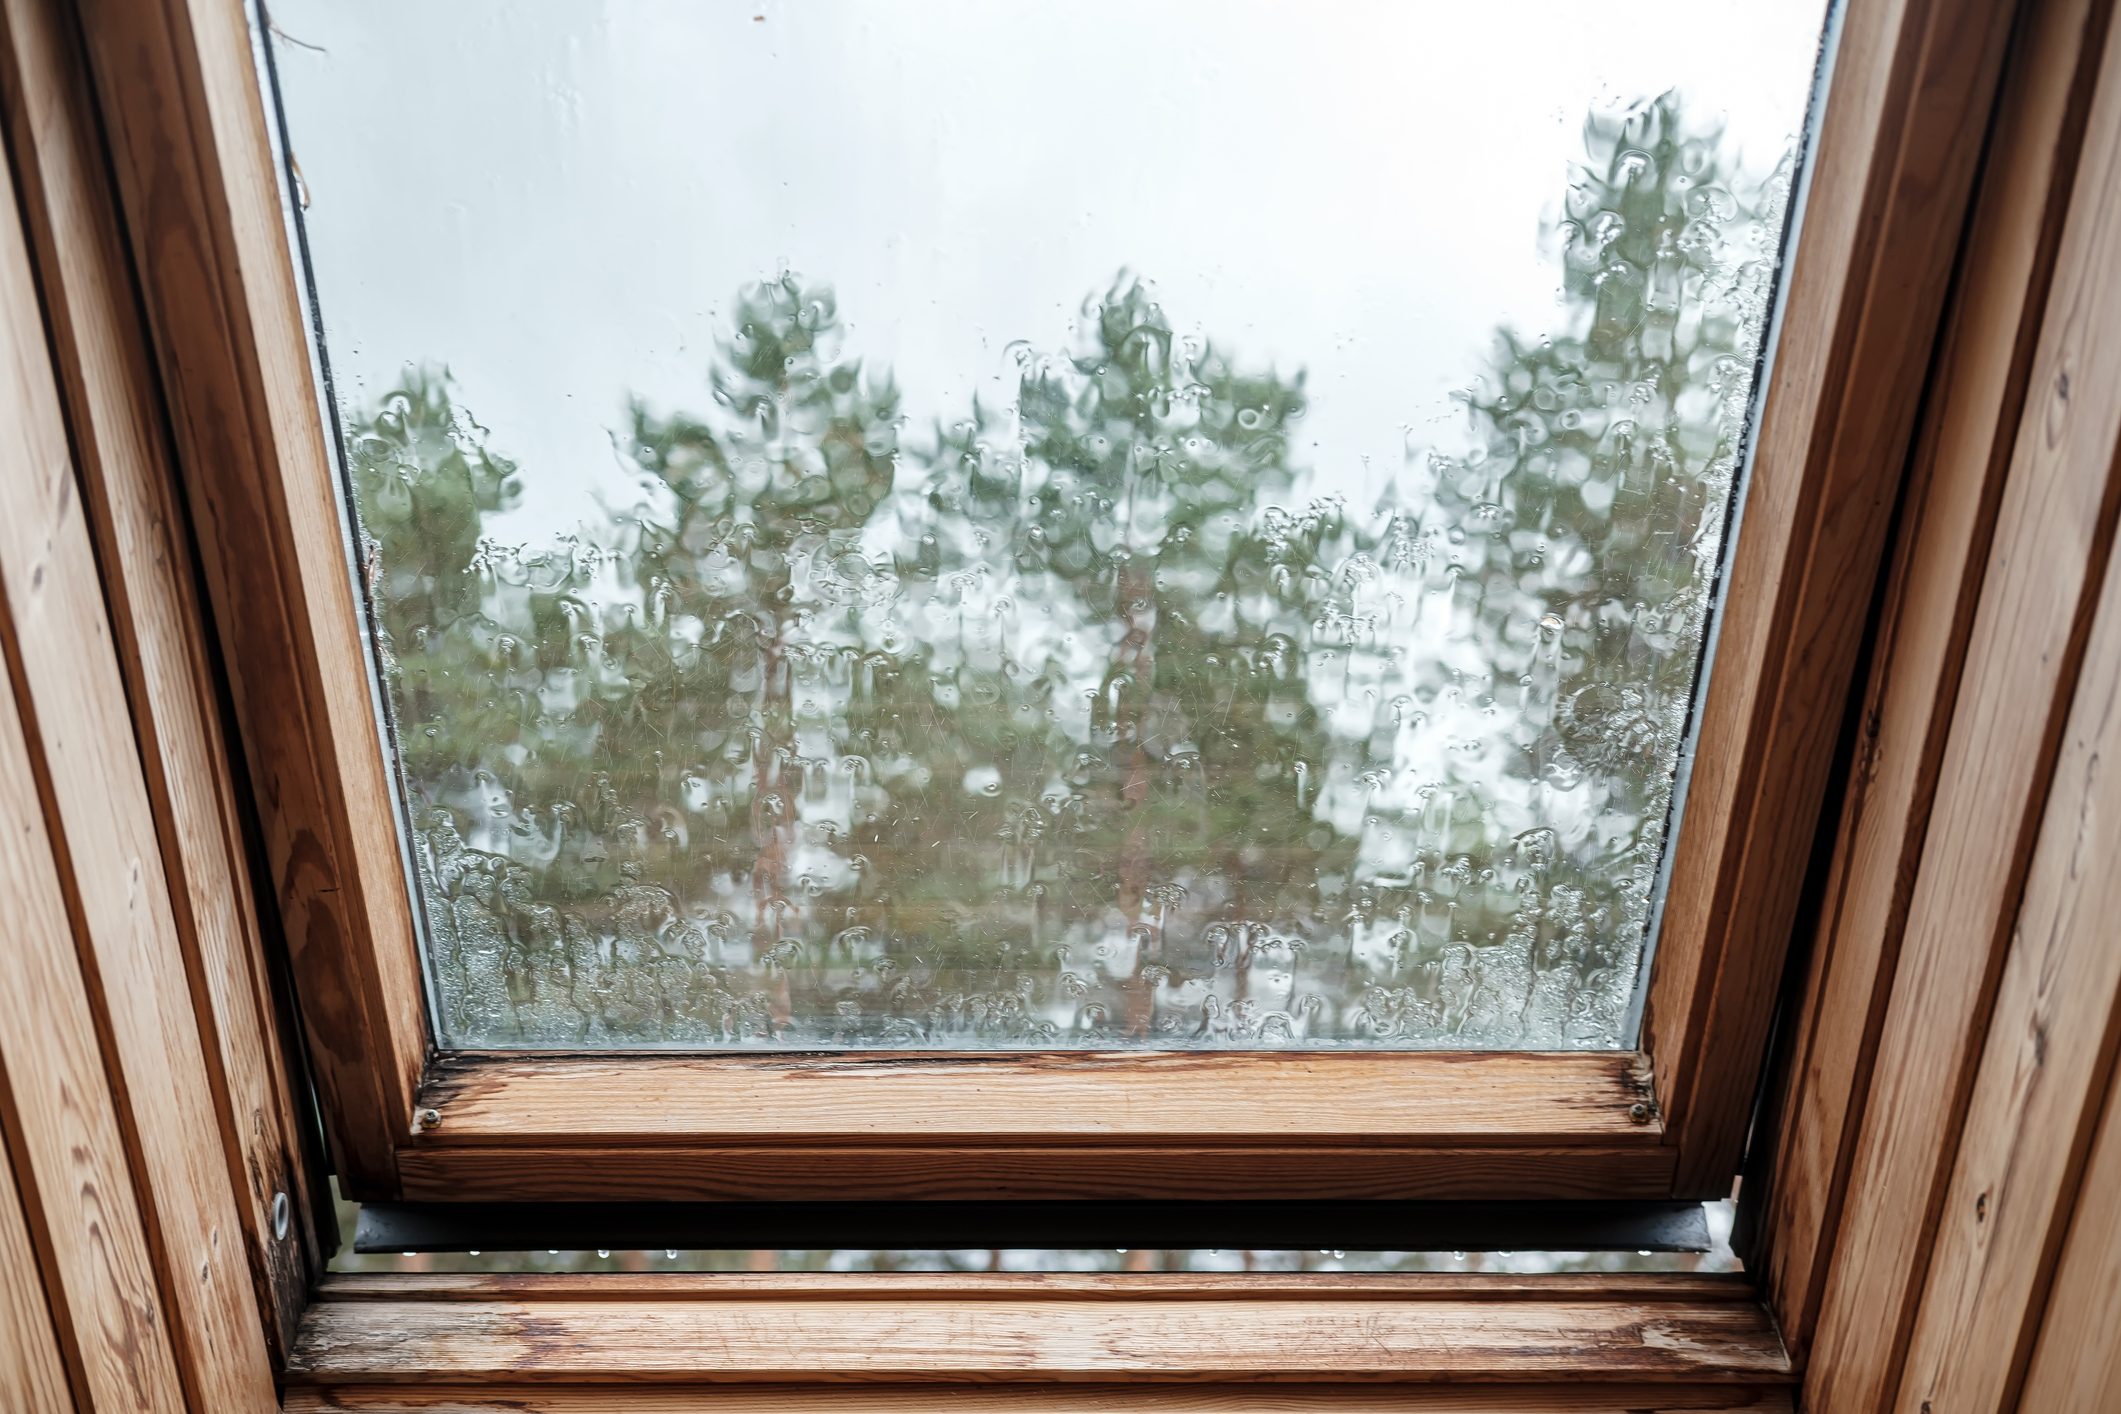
[263,0,1831,1050]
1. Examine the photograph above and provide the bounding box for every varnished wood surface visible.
[285,1386,1796,1413]
[0,0,320,1356]
[1644,0,2024,1193]
[1806,6,2121,1408]
[2015,1052,2121,1411]
[0,110,263,1414]
[74,0,428,1193]
[0,1104,76,1414]
[1752,0,2112,1357]
[1891,437,2121,1411]
[419,1051,1654,1143]
[286,1278,1791,1387]
[402,1050,1665,1198]
[0,668,177,1414]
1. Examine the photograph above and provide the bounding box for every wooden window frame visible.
[61,0,2015,1206]
[16,0,2111,1405]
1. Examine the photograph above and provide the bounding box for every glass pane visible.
[326,1180,1740,1276]
[264,0,1830,1050]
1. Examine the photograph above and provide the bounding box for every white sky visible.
[266,0,1829,544]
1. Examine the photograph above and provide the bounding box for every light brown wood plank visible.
[1752,0,2111,1355]
[285,1385,1795,1414]
[1804,7,2121,1408]
[286,1291,1790,1386]
[0,92,276,1414]
[2015,1053,2121,1411]
[316,1272,1759,1304]
[1645,0,2024,1193]
[0,1113,74,1414]
[0,0,319,1357]
[0,483,180,1412]
[1890,452,2121,1410]
[420,1051,1654,1145]
[75,0,426,1195]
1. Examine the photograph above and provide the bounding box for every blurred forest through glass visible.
[348,95,1794,1050]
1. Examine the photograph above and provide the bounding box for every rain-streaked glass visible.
[264,0,1830,1050]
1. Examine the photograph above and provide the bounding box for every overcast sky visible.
[266,0,1830,544]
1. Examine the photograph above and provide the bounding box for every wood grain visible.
[1750,0,2111,1356]
[0,82,277,1414]
[422,1051,1655,1143]
[286,1280,1791,1386]
[74,0,427,1195]
[285,1386,1795,1413]
[0,387,181,1412]
[2015,1050,2121,1411]
[1645,0,2025,1194]
[403,1051,1662,1198]
[1805,7,2121,1407]
[1890,429,2121,1410]
[0,0,320,1356]
[0,1108,75,1414]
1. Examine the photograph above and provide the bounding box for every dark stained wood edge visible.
[392,1143,1676,1203]
[1743,0,2114,1360]
[73,0,429,1193]
[285,1275,1793,1387]
[1645,0,2028,1193]
[0,0,322,1358]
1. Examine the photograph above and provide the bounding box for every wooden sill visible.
[284,1272,1793,1411]
[398,1051,1677,1202]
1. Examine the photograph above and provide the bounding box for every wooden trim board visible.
[0,96,277,1413]
[1805,1,2121,1404]
[285,1272,1792,1389]
[1749,0,2113,1358]
[1889,343,2121,1413]
[0,0,323,1357]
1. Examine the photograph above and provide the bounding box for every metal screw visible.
[271,1191,291,1241]
[415,1107,442,1132]
[1627,1101,1652,1124]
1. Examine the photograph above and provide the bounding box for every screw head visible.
[416,1107,442,1131]
[271,1191,291,1241]
[1627,1101,1652,1124]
